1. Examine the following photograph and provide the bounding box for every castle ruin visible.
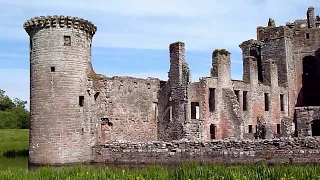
[24,7,320,166]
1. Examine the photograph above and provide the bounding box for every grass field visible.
[0,129,29,170]
[0,163,320,179]
[0,129,320,179]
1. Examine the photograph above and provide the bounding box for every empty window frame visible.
[243,91,248,111]
[280,94,284,111]
[277,124,281,134]
[209,88,215,112]
[79,96,84,107]
[191,102,200,119]
[264,93,269,111]
[234,90,240,102]
[248,125,253,133]
[210,124,216,139]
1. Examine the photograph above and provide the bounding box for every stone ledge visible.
[97,137,320,150]
[23,15,97,36]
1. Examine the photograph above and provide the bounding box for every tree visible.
[0,90,15,111]
[0,89,30,129]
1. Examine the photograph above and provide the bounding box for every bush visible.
[0,89,29,129]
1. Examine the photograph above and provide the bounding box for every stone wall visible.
[93,137,320,165]
[164,41,190,140]
[96,76,160,142]
[292,19,320,107]
[295,106,320,137]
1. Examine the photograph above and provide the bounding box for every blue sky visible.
[0,0,319,110]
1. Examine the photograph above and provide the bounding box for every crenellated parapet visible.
[257,26,292,41]
[23,15,97,37]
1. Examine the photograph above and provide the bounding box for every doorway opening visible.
[210,124,216,139]
[302,56,320,106]
[312,120,320,136]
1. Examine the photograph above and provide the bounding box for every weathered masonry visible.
[24,7,320,166]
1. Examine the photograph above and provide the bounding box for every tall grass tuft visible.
[0,163,320,180]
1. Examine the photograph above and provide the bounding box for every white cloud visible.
[0,0,319,51]
[0,0,319,111]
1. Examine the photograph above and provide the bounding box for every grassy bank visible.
[0,129,29,156]
[0,163,320,180]
[0,129,29,170]
[0,129,319,179]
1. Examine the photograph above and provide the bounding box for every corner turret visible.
[25,15,97,166]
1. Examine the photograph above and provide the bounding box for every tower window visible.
[64,35,71,46]
[50,67,55,72]
[306,33,310,39]
[79,96,84,107]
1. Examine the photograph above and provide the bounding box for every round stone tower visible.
[23,16,97,166]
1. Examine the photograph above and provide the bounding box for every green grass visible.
[0,163,320,180]
[0,129,29,156]
[0,129,319,179]
[0,129,29,170]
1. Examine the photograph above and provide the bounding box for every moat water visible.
[0,157,28,170]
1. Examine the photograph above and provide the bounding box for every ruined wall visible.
[162,41,190,140]
[199,78,221,140]
[230,52,290,139]
[256,26,292,88]
[231,80,288,139]
[93,137,320,165]
[254,24,296,119]
[292,24,320,107]
[25,16,97,165]
[186,82,203,140]
[295,106,320,137]
[157,82,172,141]
[195,51,244,140]
[96,76,160,142]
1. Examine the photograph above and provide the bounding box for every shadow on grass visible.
[2,149,28,158]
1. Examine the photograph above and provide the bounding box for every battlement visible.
[257,26,292,41]
[23,15,97,37]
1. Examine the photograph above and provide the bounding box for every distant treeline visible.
[0,89,29,129]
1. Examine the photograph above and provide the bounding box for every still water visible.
[0,157,28,170]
